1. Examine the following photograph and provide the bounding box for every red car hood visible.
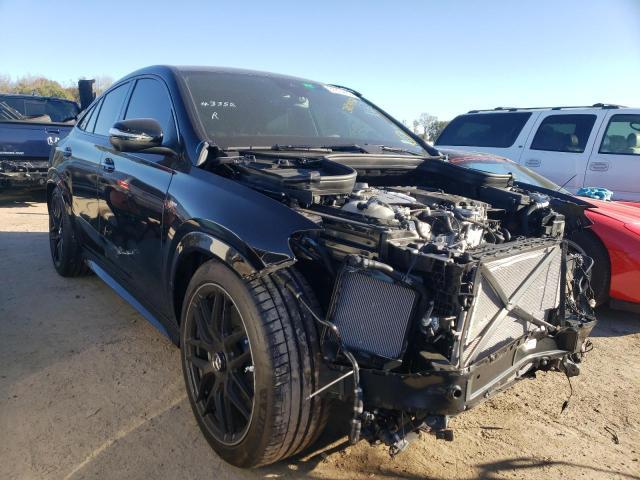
[617,201,640,209]
[583,198,640,225]
[440,149,640,225]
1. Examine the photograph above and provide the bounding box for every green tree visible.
[429,120,450,143]
[0,74,113,102]
[417,112,437,140]
[412,113,450,142]
[11,76,74,100]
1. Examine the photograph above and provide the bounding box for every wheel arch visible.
[570,219,612,271]
[168,228,268,324]
[46,171,72,214]
[570,224,611,304]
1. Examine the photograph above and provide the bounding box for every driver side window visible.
[93,84,129,136]
[124,78,177,147]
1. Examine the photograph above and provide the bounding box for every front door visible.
[583,112,640,201]
[96,77,179,319]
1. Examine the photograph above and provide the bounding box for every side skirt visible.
[86,259,177,343]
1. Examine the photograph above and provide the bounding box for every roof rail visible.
[467,103,626,113]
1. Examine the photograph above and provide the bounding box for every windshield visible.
[181,70,426,154]
[452,158,570,193]
[0,95,79,123]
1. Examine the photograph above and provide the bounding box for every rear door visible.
[434,111,539,161]
[96,76,177,318]
[583,111,640,201]
[519,112,606,194]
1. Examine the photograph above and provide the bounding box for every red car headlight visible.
[624,222,640,236]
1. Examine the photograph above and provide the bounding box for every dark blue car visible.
[47,65,596,468]
[0,93,79,189]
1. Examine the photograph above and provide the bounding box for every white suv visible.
[435,104,640,201]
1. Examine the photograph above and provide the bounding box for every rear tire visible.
[180,260,328,468]
[570,230,610,307]
[48,187,89,277]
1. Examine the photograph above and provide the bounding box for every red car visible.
[442,150,640,311]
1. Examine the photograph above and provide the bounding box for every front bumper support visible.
[331,321,594,415]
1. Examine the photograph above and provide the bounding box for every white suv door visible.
[583,111,640,201]
[518,111,607,193]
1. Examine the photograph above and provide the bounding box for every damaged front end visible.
[315,238,595,453]
[205,149,597,455]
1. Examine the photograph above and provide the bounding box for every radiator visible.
[328,268,419,360]
[461,243,563,366]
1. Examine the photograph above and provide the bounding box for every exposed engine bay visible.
[207,149,596,454]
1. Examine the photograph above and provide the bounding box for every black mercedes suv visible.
[47,66,596,468]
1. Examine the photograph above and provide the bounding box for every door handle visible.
[589,161,609,172]
[63,147,72,158]
[103,157,115,173]
[525,158,541,167]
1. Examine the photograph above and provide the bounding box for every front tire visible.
[48,187,88,277]
[180,260,327,468]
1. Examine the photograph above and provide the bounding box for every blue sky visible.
[1,0,639,121]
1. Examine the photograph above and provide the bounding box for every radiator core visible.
[461,243,563,366]
[328,268,418,360]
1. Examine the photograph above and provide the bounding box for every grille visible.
[461,243,563,365]
[328,268,418,360]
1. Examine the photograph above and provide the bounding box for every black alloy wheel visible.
[49,191,65,267]
[180,261,328,467]
[48,187,88,277]
[183,283,255,445]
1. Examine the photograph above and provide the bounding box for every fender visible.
[586,210,640,303]
[164,165,323,285]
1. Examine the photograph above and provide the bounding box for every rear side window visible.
[435,112,531,148]
[530,114,596,153]
[77,103,96,131]
[86,100,101,133]
[93,84,129,136]
[124,78,177,145]
[599,114,640,156]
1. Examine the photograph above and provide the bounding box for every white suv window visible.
[530,114,596,153]
[599,114,640,156]
[435,112,531,148]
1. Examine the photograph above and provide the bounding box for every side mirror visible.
[109,118,163,152]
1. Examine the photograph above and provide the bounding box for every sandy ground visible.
[0,191,639,480]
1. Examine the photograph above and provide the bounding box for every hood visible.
[583,197,640,225]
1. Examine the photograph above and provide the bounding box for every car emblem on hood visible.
[47,136,60,146]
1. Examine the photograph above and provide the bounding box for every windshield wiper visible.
[271,144,371,153]
[379,145,421,156]
[321,144,369,153]
[271,144,332,152]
